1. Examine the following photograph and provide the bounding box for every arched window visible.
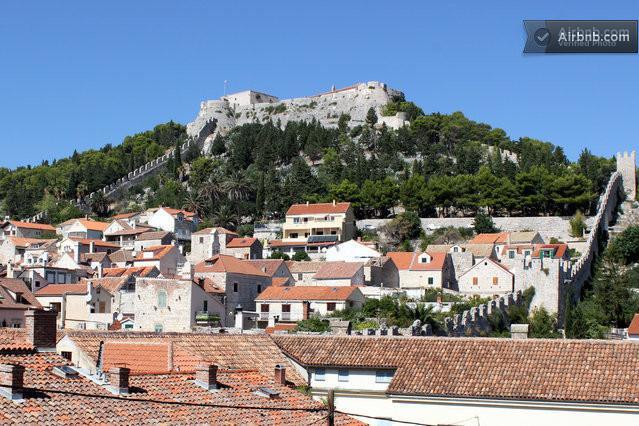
[158,290,167,308]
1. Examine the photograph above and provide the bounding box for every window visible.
[316,231,324,235]
[57,273,66,284]
[315,368,325,381]
[157,290,167,308]
[203,300,208,312]
[233,283,238,293]
[297,273,303,281]
[154,324,163,333]
[375,370,393,383]
[331,230,337,235]
[326,302,336,312]
[338,369,349,382]
[61,351,72,361]
[508,250,515,259]
[261,304,270,312]
[427,277,434,285]
[45,272,56,283]
[34,280,40,288]
[472,277,478,285]
[290,233,298,238]
[524,250,531,257]
[492,277,499,285]
[124,324,134,330]
[199,237,204,244]
[282,304,291,313]
[293,218,300,224]
[257,284,262,293]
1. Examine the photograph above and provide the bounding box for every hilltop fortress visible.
[186,81,409,151]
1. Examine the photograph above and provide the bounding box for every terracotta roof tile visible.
[34,283,88,296]
[628,313,639,336]
[387,252,446,271]
[0,279,41,310]
[75,219,110,232]
[287,202,351,215]
[194,254,268,277]
[226,237,258,248]
[313,262,363,280]
[136,230,172,241]
[257,286,360,301]
[247,259,287,277]
[134,245,175,261]
[275,335,639,405]
[5,221,56,232]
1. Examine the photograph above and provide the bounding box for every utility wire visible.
[335,409,434,426]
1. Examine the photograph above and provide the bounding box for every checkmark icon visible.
[533,28,551,46]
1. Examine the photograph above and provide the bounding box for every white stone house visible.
[132,245,185,277]
[457,258,514,297]
[0,220,56,240]
[146,207,199,242]
[58,218,110,240]
[133,231,173,252]
[133,277,226,332]
[386,251,452,297]
[255,286,364,326]
[103,219,155,249]
[193,254,271,325]
[0,278,41,327]
[310,262,365,287]
[0,237,57,265]
[58,237,121,263]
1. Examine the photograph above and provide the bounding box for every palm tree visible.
[222,170,251,202]
[183,192,204,218]
[76,181,89,201]
[210,205,237,230]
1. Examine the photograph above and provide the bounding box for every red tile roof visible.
[6,237,56,248]
[193,226,238,236]
[34,283,88,296]
[272,277,290,287]
[134,245,175,261]
[313,262,364,280]
[194,254,268,277]
[247,259,287,277]
[161,207,197,218]
[110,212,140,220]
[136,230,171,241]
[265,323,298,334]
[387,252,446,271]
[102,266,158,278]
[0,348,362,425]
[275,335,639,405]
[256,286,361,301]
[6,221,55,232]
[69,238,121,248]
[469,232,510,244]
[75,219,110,232]
[226,237,259,248]
[501,243,568,259]
[0,328,34,352]
[628,313,639,336]
[0,279,41,310]
[287,202,351,215]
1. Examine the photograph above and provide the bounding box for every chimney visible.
[234,305,244,330]
[108,367,130,395]
[89,240,95,253]
[0,364,25,401]
[510,324,529,339]
[332,199,336,206]
[302,301,310,320]
[306,201,309,206]
[24,309,57,349]
[97,263,103,278]
[195,364,218,391]
[274,364,286,385]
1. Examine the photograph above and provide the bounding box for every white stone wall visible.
[458,260,513,296]
[134,278,195,332]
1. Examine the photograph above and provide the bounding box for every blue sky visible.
[1,1,637,168]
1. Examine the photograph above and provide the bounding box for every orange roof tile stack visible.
[286,202,351,215]
[256,286,360,301]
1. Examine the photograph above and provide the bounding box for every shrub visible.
[291,251,311,261]
[294,317,330,333]
[569,210,586,238]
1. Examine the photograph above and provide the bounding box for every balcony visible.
[259,312,270,321]
[195,311,220,326]
[280,312,291,321]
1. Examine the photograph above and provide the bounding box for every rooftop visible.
[286,202,351,216]
[194,254,268,277]
[274,335,639,405]
[256,286,361,301]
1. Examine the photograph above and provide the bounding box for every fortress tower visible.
[616,151,636,200]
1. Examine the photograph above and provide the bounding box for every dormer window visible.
[419,254,431,264]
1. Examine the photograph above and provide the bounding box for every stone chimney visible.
[274,364,286,385]
[195,364,218,391]
[510,324,529,339]
[108,367,130,395]
[0,364,25,401]
[332,199,336,206]
[24,309,57,349]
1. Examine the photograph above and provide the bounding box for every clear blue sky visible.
[1,1,637,168]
